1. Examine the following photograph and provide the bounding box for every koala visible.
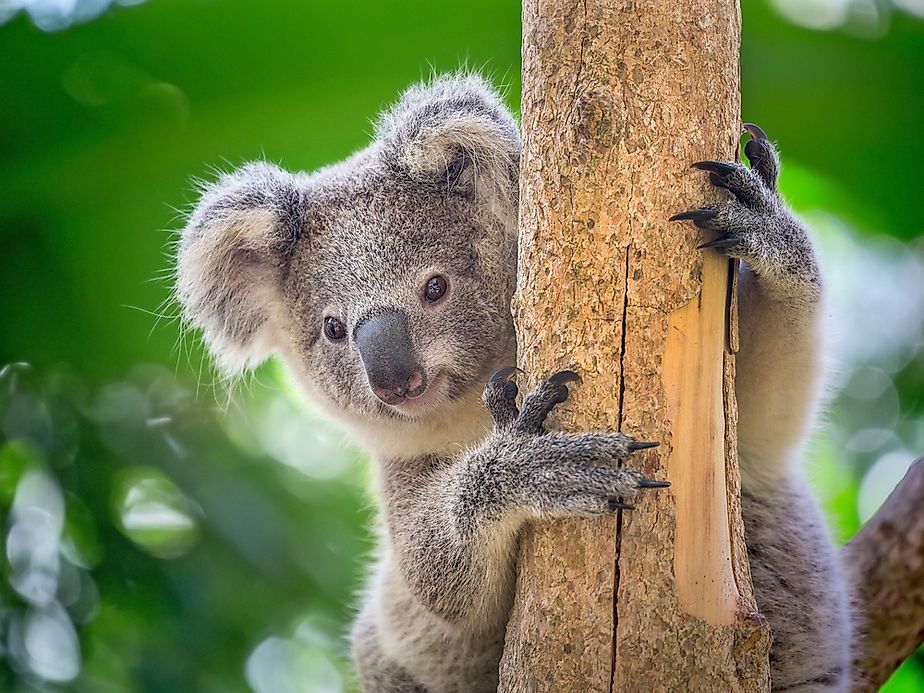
[174,74,852,692]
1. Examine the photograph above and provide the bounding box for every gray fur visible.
[175,74,853,691]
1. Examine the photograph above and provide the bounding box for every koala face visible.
[175,75,520,433]
[280,164,517,423]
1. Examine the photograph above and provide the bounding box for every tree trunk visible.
[498,1,772,690]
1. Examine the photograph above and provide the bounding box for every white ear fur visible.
[175,162,302,374]
[375,73,520,223]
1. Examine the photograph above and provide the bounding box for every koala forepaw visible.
[669,125,819,288]
[533,444,669,517]
[482,369,668,518]
[669,124,781,241]
[742,123,780,189]
[484,368,584,435]
[483,366,522,428]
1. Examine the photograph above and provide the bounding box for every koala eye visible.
[424,275,448,303]
[324,316,346,341]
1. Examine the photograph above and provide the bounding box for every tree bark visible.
[847,457,924,691]
[498,1,772,690]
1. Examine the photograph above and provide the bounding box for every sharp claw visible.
[628,440,660,451]
[744,139,763,161]
[548,370,582,386]
[697,236,738,250]
[638,479,671,489]
[743,122,769,141]
[608,498,635,511]
[744,128,778,190]
[490,366,522,383]
[691,160,738,176]
[669,208,719,223]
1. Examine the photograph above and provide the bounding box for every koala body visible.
[176,75,852,691]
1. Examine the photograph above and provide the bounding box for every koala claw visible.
[488,366,521,400]
[690,160,738,176]
[743,124,780,190]
[742,122,768,141]
[516,370,581,434]
[489,365,521,384]
[483,366,521,428]
[547,370,581,386]
[545,370,581,404]
[669,207,719,224]
[628,440,660,451]
[608,498,635,511]
[637,477,671,488]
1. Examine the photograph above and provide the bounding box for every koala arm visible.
[672,128,853,691]
[733,132,823,483]
[736,260,822,482]
[671,127,824,485]
[377,371,665,628]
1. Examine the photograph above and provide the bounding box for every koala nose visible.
[371,370,427,405]
[354,310,428,404]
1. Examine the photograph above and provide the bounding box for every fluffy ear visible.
[175,161,304,374]
[375,73,520,218]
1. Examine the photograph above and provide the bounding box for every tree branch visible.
[846,457,924,691]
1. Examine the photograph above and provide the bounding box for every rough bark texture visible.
[498,1,772,690]
[847,457,924,691]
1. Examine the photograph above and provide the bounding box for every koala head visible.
[175,74,520,443]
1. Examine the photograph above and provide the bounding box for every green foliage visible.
[0,362,372,691]
[0,0,922,690]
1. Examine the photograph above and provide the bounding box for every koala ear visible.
[375,73,520,214]
[175,161,304,375]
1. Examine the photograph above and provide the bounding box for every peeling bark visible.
[498,1,771,690]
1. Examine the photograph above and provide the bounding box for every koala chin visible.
[176,75,853,692]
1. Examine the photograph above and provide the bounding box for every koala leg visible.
[743,479,853,691]
[672,126,853,691]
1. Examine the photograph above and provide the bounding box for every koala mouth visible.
[370,369,427,405]
[386,371,446,416]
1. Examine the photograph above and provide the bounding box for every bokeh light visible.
[0,0,147,32]
[113,467,200,559]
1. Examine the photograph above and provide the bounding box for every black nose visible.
[354,310,427,404]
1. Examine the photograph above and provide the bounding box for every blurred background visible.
[1,0,922,691]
